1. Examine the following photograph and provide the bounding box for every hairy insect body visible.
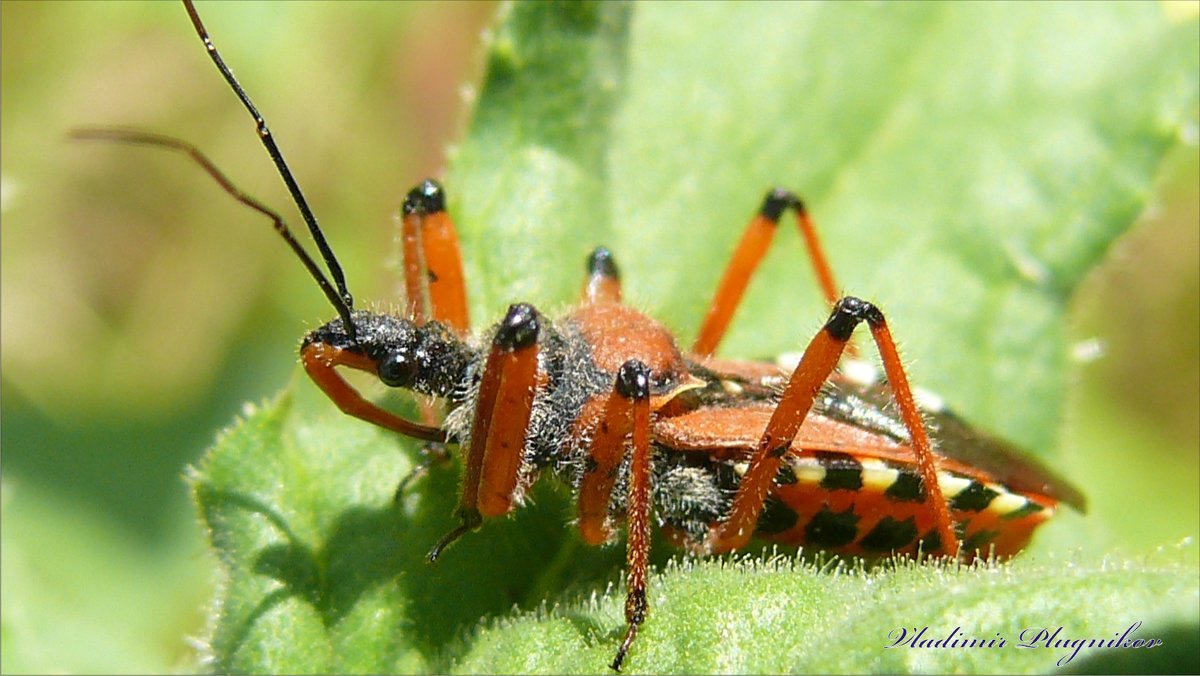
[304,303,705,522]
[666,372,1082,553]
[303,302,1077,561]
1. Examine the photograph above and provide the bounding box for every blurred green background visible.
[1,2,496,671]
[1,1,1196,673]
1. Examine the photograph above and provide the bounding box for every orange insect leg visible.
[300,342,445,442]
[867,318,956,556]
[576,394,634,545]
[428,303,540,562]
[610,361,652,673]
[711,318,846,551]
[477,340,540,517]
[400,179,470,334]
[711,297,959,558]
[693,188,842,357]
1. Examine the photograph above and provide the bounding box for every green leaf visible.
[192,1,1199,674]
[457,552,1200,674]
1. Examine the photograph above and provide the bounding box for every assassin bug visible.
[74,2,1088,671]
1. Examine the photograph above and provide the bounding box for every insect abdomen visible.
[751,452,1057,559]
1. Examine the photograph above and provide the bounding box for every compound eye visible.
[377,348,420,388]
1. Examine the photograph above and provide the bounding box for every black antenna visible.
[71,128,358,338]
[181,0,354,313]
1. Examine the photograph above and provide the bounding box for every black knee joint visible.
[825,296,883,341]
[616,360,651,400]
[760,187,805,221]
[403,178,446,215]
[586,246,621,280]
[494,303,540,349]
